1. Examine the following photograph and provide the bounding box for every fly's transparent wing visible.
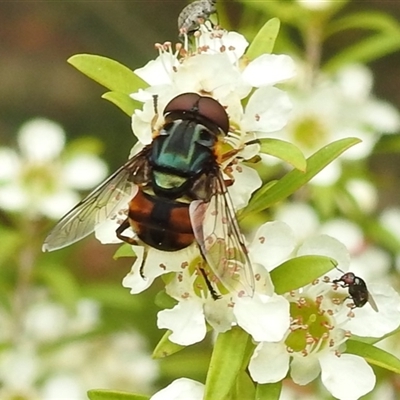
[189,171,255,297]
[368,292,379,312]
[43,152,150,252]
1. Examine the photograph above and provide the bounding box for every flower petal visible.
[339,284,400,337]
[275,202,320,241]
[40,190,81,219]
[310,161,341,186]
[234,293,290,342]
[297,234,350,273]
[62,155,108,190]
[248,342,289,383]
[157,300,207,345]
[250,221,297,271]
[150,378,204,400]
[320,219,364,255]
[242,87,292,133]
[242,54,296,87]
[134,52,177,86]
[319,352,376,400]
[227,164,261,210]
[0,149,20,180]
[290,354,320,385]
[18,118,65,161]
[203,297,234,333]
[122,246,153,294]
[174,53,250,100]
[198,30,249,63]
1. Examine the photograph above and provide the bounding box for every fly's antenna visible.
[334,264,345,274]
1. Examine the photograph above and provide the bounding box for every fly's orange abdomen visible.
[128,190,194,251]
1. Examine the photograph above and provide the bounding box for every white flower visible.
[130,29,294,160]
[296,0,333,10]
[0,118,108,219]
[150,378,204,400]
[274,63,400,185]
[155,261,290,346]
[0,293,158,399]
[246,219,400,399]
[248,279,378,399]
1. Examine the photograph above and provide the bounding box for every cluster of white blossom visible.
[0,118,108,219]
[0,292,158,400]
[93,24,400,400]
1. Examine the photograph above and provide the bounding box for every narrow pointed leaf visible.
[241,138,360,218]
[233,370,256,399]
[271,256,337,295]
[204,327,250,400]
[153,330,185,359]
[346,340,400,374]
[324,34,400,72]
[113,244,136,260]
[102,92,142,116]
[246,18,280,59]
[68,54,147,94]
[327,11,400,37]
[87,389,148,400]
[255,381,282,400]
[259,138,306,171]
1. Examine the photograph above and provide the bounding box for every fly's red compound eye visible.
[164,92,229,134]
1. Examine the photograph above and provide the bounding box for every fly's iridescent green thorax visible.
[149,100,227,198]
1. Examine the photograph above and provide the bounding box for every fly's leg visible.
[198,265,221,300]
[116,218,147,278]
[116,218,138,245]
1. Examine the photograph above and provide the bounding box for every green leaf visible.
[374,135,400,153]
[241,137,361,218]
[204,327,251,400]
[255,381,282,400]
[102,92,142,116]
[87,389,148,400]
[153,330,186,359]
[324,34,400,72]
[154,290,178,309]
[327,11,400,37]
[259,138,306,172]
[364,220,400,255]
[346,340,400,374]
[68,54,147,94]
[271,256,337,295]
[113,244,136,260]
[233,370,256,399]
[246,18,281,59]
[350,324,400,346]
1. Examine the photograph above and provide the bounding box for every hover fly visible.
[333,270,378,312]
[178,0,218,35]
[43,92,255,299]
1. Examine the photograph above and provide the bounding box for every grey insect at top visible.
[178,0,217,34]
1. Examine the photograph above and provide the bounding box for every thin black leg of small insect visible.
[116,218,138,246]
[199,266,221,300]
[244,139,261,146]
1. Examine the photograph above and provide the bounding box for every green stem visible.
[203,326,253,400]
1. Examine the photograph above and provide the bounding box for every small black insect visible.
[333,271,378,312]
[178,0,218,35]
